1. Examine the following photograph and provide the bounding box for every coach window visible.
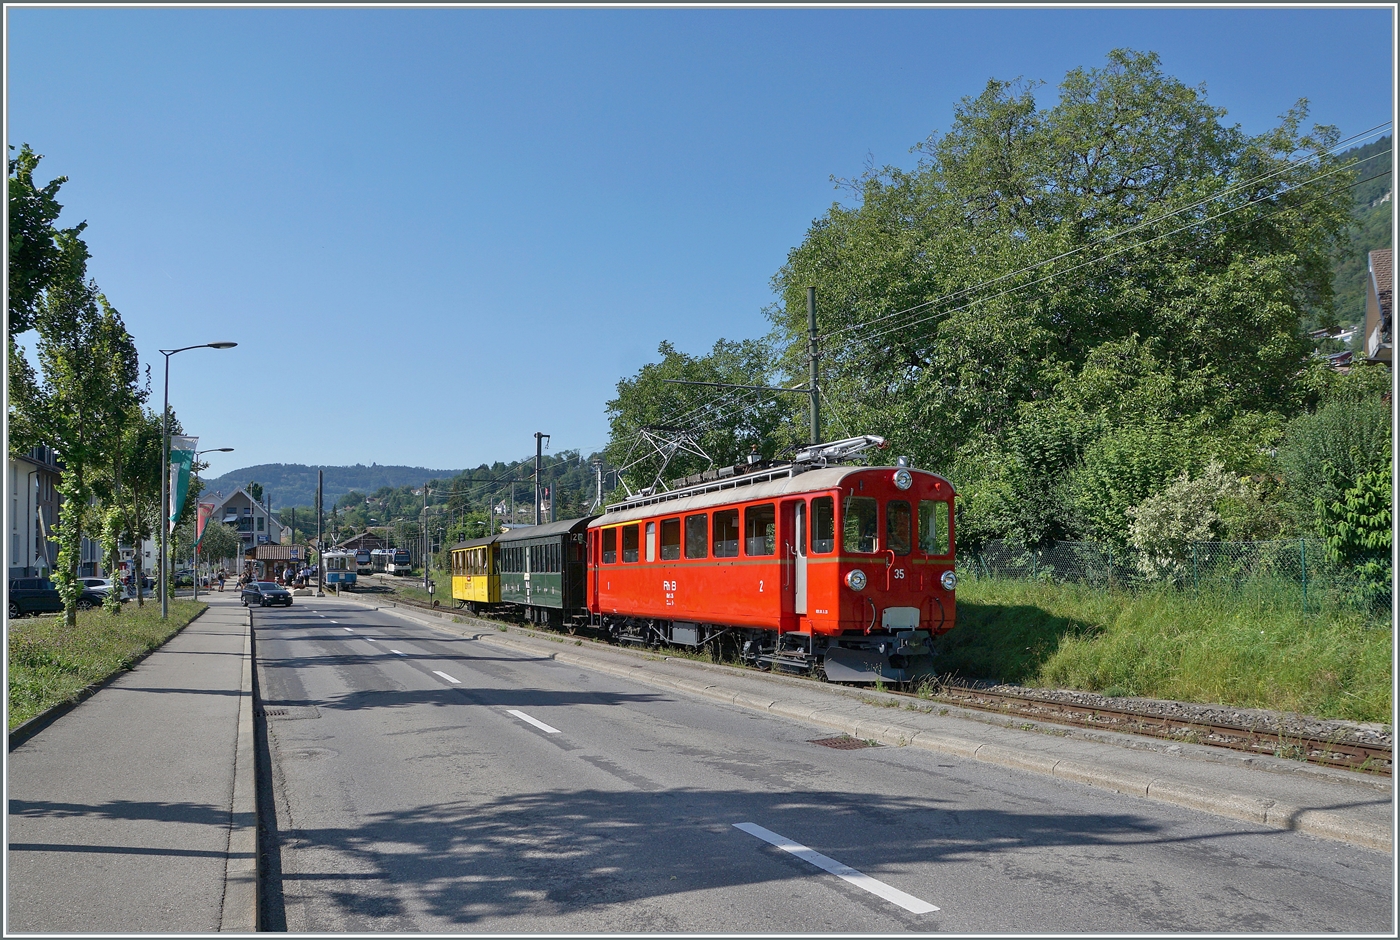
[843,496,879,554]
[660,518,681,560]
[684,514,708,559]
[810,496,835,553]
[622,524,640,563]
[744,504,776,556]
[602,528,617,564]
[712,509,740,558]
[918,500,952,556]
[645,522,657,562]
[887,500,912,555]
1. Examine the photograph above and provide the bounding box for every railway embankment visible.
[326,592,1392,854]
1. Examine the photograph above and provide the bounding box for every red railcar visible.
[587,460,956,682]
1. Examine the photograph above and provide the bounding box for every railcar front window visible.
[919,500,952,556]
[622,525,640,563]
[887,500,912,555]
[602,528,617,564]
[713,509,740,558]
[744,504,776,556]
[660,518,681,560]
[843,496,879,554]
[811,496,835,553]
[684,514,708,559]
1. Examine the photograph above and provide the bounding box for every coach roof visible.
[590,466,951,527]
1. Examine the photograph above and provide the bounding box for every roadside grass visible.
[935,576,1391,723]
[7,600,207,730]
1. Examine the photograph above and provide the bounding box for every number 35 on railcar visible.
[588,458,955,682]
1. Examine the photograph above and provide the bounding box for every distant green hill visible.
[200,463,463,510]
[1330,135,1392,330]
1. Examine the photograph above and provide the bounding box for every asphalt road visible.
[253,598,1393,933]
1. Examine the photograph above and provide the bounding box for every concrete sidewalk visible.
[334,594,1394,855]
[6,595,257,934]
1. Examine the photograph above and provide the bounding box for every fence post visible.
[1192,542,1198,593]
[1300,538,1307,614]
[1107,544,1113,590]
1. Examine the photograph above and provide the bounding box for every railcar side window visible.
[811,496,835,553]
[602,528,617,564]
[887,500,912,555]
[744,504,776,556]
[919,500,952,555]
[843,496,879,554]
[684,514,708,559]
[660,518,681,560]
[645,522,657,562]
[712,509,740,558]
[622,524,640,563]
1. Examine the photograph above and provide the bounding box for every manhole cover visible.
[810,736,879,749]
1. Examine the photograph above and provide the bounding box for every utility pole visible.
[316,469,324,596]
[533,432,549,525]
[591,458,603,512]
[808,286,821,447]
[423,481,429,594]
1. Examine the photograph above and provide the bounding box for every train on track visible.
[321,550,358,588]
[355,549,374,575]
[449,436,957,682]
[371,547,414,576]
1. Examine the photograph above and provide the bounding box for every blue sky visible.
[7,5,1395,480]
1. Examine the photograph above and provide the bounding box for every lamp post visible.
[190,447,234,602]
[160,342,237,619]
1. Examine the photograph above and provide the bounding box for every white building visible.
[7,445,104,581]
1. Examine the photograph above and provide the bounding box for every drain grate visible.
[257,705,320,720]
[810,735,879,750]
[259,708,288,717]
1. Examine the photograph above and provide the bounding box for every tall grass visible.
[7,600,207,730]
[936,576,1391,723]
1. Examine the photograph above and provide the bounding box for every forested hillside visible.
[202,462,462,509]
[1330,134,1392,331]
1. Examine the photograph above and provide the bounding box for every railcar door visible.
[794,501,808,615]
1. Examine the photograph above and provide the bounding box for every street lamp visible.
[190,447,234,602]
[160,342,237,619]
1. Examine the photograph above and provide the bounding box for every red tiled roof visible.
[1371,248,1392,319]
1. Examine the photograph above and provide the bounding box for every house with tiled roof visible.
[1364,248,1392,364]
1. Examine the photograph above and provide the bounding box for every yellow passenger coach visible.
[450,534,499,611]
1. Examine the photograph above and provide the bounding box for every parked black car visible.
[8,578,63,618]
[242,581,293,608]
[6,578,111,617]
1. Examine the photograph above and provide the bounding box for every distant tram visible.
[321,550,357,588]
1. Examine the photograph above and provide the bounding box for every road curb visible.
[7,602,212,752]
[220,607,259,932]
[328,595,1393,855]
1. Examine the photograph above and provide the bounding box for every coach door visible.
[792,501,808,615]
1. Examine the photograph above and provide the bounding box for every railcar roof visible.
[591,466,952,527]
[494,516,595,544]
[451,535,498,551]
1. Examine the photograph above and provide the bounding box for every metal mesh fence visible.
[958,539,1393,623]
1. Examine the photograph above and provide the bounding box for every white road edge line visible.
[433,670,461,684]
[733,822,938,914]
[507,709,561,734]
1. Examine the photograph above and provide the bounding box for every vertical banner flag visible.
[169,435,198,533]
[195,500,216,546]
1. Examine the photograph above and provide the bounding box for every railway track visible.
[919,684,1392,777]
[374,588,1393,778]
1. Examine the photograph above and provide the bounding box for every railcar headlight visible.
[893,468,913,491]
[846,569,868,591]
[941,570,957,591]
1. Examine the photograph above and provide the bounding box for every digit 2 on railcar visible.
[588,442,956,682]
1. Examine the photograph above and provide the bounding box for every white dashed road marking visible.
[391,650,406,655]
[433,671,461,684]
[733,822,938,914]
[343,627,354,633]
[507,710,560,734]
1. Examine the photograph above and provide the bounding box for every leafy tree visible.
[765,49,1354,542]
[248,481,264,503]
[195,514,241,570]
[1126,463,1248,580]
[30,236,141,625]
[604,339,789,495]
[1317,464,1392,603]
